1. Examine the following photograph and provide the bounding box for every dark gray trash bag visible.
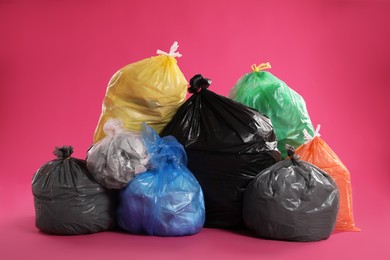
[243,145,339,242]
[32,146,116,235]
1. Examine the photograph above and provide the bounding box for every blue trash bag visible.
[116,123,205,236]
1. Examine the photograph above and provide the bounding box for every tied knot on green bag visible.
[251,62,271,72]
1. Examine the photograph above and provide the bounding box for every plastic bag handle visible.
[303,124,321,144]
[156,41,182,58]
[251,62,271,72]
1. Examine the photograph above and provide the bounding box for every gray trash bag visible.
[32,146,115,235]
[87,118,149,189]
[243,144,340,242]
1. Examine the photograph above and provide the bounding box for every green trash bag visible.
[229,63,314,159]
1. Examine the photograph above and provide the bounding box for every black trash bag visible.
[32,146,116,235]
[243,145,340,241]
[160,74,281,229]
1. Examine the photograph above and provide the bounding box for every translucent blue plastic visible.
[116,123,205,236]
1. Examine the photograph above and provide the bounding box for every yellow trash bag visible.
[93,42,188,143]
[295,125,360,232]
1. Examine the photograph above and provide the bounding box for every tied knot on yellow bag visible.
[156,41,182,57]
[93,42,188,143]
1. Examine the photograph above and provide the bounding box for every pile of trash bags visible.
[32,43,358,241]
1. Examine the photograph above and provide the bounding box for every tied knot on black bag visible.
[286,143,313,183]
[188,74,211,94]
[53,146,73,159]
[286,144,300,161]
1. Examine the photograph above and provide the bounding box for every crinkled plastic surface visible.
[229,68,314,159]
[93,43,188,143]
[32,146,115,235]
[295,131,359,232]
[161,74,281,229]
[243,146,340,241]
[116,124,205,236]
[87,119,149,189]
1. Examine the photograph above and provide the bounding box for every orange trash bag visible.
[93,42,188,143]
[295,125,360,232]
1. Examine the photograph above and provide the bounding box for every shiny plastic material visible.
[116,123,205,236]
[229,65,314,159]
[243,145,340,242]
[87,118,149,189]
[32,146,115,235]
[295,127,360,232]
[93,42,188,143]
[161,74,281,229]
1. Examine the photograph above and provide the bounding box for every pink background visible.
[1,0,389,259]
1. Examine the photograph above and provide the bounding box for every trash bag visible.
[295,125,360,232]
[243,144,340,242]
[93,41,188,143]
[229,63,315,159]
[32,146,115,235]
[160,74,281,229]
[87,118,149,189]
[116,123,205,236]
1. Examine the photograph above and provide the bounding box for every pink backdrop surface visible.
[1,0,389,259]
